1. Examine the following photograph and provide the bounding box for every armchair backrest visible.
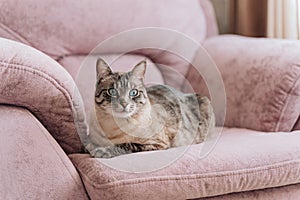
[0,0,218,89]
[0,1,221,152]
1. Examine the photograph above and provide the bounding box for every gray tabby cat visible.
[90,58,215,158]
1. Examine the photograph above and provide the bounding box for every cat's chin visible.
[112,111,134,119]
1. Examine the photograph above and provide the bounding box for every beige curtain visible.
[230,0,268,37]
[267,0,300,39]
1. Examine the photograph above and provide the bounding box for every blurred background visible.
[210,0,300,39]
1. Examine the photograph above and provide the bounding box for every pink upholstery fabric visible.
[69,128,300,200]
[189,35,300,132]
[0,0,206,58]
[59,54,164,84]
[294,118,300,130]
[0,0,208,91]
[1,0,300,199]
[0,38,85,154]
[201,183,300,200]
[0,105,88,200]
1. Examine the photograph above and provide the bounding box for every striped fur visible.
[90,58,215,158]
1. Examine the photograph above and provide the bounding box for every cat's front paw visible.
[90,147,115,158]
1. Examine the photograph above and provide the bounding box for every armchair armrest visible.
[192,35,300,132]
[0,105,88,199]
[0,38,86,153]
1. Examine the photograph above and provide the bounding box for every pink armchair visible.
[0,0,299,199]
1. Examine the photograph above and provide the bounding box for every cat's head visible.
[95,58,149,118]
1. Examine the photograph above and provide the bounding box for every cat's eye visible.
[107,88,118,97]
[129,89,139,97]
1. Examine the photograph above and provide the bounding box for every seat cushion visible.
[69,128,300,200]
[200,183,300,200]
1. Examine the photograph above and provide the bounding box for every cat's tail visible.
[196,95,216,142]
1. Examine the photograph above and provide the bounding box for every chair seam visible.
[0,22,32,46]
[275,71,300,131]
[80,159,300,189]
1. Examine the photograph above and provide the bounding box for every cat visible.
[88,58,215,158]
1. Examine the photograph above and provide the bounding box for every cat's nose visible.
[120,102,127,108]
[119,99,128,108]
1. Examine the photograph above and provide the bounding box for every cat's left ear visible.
[131,60,146,80]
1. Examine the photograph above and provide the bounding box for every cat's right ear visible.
[96,58,112,78]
